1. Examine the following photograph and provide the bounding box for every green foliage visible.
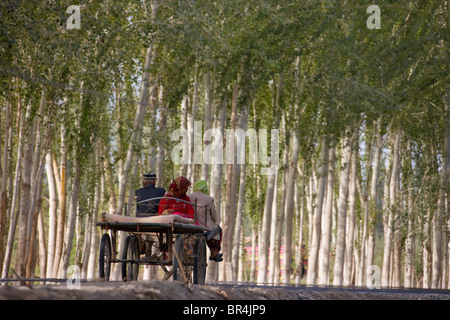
[0,0,447,282]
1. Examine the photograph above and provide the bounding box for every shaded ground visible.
[1,280,450,300]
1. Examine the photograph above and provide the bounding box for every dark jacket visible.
[135,184,166,216]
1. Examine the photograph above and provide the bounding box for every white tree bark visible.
[52,119,67,278]
[156,86,167,187]
[333,133,353,286]
[16,102,33,278]
[295,171,306,285]
[381,131,401,287]
[257,171,276,284]
[232,162,246,280]
[187,70,199,182]
[179,94,188,177]
[58,156,81,278]
[87,164,103,280]
[206,95,226,283]
[1,112,22,279]
[307,136,328,285]
[423,207,432,288]
[431,91,450,289]
[250,227,257,283]
[443,91,450,289]
[365,122,383,284]
[343,142,358,286]
[0,101,12,270]
[37,204,47,279]
[318,145,335,286]
[404,172,415,288]
[232,106,249,280]
[268,169,279,284]
[45,152,57,278]
[31,95,48,279]
[201,71,213,181]
[25,152,46,278]
[221,83,239,281]
[283,131,300,284]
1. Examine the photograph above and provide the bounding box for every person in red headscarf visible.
[158,176,195,220]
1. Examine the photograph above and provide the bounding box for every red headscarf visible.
[158,176,194,219]
[167,176,191,198]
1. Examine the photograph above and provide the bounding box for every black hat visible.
[143,173,156,180]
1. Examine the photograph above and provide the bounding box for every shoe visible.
[209,253,223,262]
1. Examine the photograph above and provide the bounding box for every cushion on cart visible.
[101,213,194,225]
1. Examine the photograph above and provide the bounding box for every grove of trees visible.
[0,0,448,289]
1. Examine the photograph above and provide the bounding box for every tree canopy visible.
[0,0,448,288]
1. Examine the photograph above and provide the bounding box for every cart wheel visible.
[122,235,139,281]
[172,234,185,282]
[193,238,207,284]
[99,233,112,281]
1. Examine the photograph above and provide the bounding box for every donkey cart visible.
[96,209,208,284]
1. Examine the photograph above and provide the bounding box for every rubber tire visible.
[122,235,139,281]
[172,234,184,282]
[99,233,112,281]
[193,238,207,284]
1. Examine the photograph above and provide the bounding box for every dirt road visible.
[1,280,450,300]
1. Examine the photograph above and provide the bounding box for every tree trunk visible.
[16,102,33,278]
[447,238,450,289]
[432,91,450,288]
[333,132,353,286]
[45,152,58,278]
[52,120,67,278]
[268,169,279,284]
[423,207,432,288]
[365,121,383,284]
[206,95,226,283]
[431,180,443,289]
[25,99,46,280]
[232,105,249,280]
[87,159,103,280]
[237,228,245,282]
[318,145,335,286]
[442,90,450,289]
[187,70,199,182]
[231,162,246,280]
[58,155,81,278]
[250,227,257,283]
[273,194,284,285]
[201,71,213,181]
[295,168,306,284]
[0,100,12,272]
[156,86,167,187]
[25,157,45,279]
[81,207,92,280]
[381,131,401,287]
[37,204,47,279]
[257,171,276,284]
[343,142,358,286]
[404,168,415,288]
[283,131,300,284]
[307,135,329,285]
[1,98,24,278]
[178,94,188,177]
[221,83,239,281]
[269,118,287,284]
[257,71,284,284]
[355,125,372,287]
